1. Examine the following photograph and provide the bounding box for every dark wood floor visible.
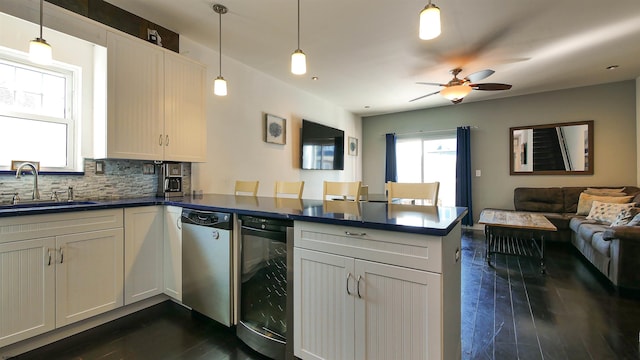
[12,229,640,359]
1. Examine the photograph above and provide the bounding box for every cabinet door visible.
[0,238,55,347]
[294,248,355,360]
[354,260,442,360]
[56,228,124,327]
[124,207,164,305]
[163,206,182,301]
[164,53,207,162]
[106,31,164,160]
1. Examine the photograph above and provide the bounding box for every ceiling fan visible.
[410,68,512,104]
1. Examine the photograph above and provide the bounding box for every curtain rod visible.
[383,126,478,137]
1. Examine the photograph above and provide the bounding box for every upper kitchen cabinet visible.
[164,53,207,162]
[93,31,206,162]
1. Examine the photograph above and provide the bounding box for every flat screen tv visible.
[300,120,344,170]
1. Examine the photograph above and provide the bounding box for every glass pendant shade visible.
[440,85,472,101]
[419,4,441,40]
[214,76,227,96]
[291,49,307,75]
[29,38,52,65]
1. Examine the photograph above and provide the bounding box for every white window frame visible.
[0,49,80,173]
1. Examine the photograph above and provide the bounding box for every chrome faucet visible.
[15,162,40,200]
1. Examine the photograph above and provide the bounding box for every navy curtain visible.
[456,126,473,226]
[385,133,397,183]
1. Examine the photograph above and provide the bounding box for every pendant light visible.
[213,4,228,96]
[29,0,52,65]
[419,0,441,40]
[291,0,306,75]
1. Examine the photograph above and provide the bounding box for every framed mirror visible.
[510,120,593,175]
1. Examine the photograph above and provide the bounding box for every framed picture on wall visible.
[265,113,286,145]
[348,136,358,156]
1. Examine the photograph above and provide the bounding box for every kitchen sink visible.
[0,201,98,210]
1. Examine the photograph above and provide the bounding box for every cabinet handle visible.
[177,217,182,230]
[165,135,170,146]
[346,272,353,295]
[345,231,366,237]
[455,248,460,263]
[59,247,64,264]
[356,275,362,298]
[159,134,163,146]
[47,248,52,266]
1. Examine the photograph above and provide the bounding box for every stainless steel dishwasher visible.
[182,209,233,326]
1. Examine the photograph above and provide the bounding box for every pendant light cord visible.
[297,0,300,49]
[39,0,44,39]
[218,11,222,76]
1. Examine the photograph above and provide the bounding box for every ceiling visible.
[103,0,640,116]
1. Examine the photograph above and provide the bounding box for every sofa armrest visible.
[603,226,640,241]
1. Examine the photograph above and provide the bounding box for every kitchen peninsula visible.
[0,195,465,360]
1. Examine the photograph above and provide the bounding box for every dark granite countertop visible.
[0,194,468,236]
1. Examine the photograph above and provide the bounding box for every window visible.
[0,51,79,172]
[396,133,457,206]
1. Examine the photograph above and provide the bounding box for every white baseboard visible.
[0,295,170,359]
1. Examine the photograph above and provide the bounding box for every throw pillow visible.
[610,207,639,227]
[586,201,636,224]
[584,187,627,196]
[585,187,625,196]
[576,192,633,215]
[626,213,640,227]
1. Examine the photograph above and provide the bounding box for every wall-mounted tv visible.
[300,119,344,170]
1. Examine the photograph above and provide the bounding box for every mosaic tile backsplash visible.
[0,159,191,204]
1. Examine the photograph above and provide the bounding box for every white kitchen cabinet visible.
[163,206,182,301]
[0,209,124,346]
[105,30,165,160]
[98,31,206,162]
[294,221,461,360]
[124,207,164,305]
[0,237,56,348]
[164,54,206,162]
[56,228,124,327]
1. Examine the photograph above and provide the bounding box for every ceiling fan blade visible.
[471,83,512,91]
[465,69,495,83]
[409,90,440,102]
[416,82,446,87]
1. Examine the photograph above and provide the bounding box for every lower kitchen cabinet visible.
[0,209,124,348]
[0,237,56,347]
[163,206,182,301]
[124,207,164,305]
[293,221,461,360]
[56,228,124,327]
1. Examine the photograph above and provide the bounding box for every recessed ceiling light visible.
[311,76,318,80]
[364,105,371,109]
[606,65,619,70]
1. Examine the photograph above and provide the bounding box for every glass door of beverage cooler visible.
[237,216,293,360]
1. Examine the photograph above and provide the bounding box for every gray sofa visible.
[513,186,640,290]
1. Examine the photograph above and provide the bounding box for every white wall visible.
[363,81,637,223]
[179,37,362,199]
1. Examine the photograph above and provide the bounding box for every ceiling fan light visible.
[440,85,471,101]
[291,49,307,75]
[419,3,441,40]
[214,75,227,96]
[29,38,52,65]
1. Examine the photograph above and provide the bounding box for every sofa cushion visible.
[610,207,640,226]
[563,187,587,213]
[585,187,626,196]
[514,187,564,213]
[586,201,636,224]
[576,193,633,215]
[569,216,593,232]
[591,232,611,257]
[577,223,608,244]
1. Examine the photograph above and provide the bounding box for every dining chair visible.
[360,185,369,201]
[274,181,305,199]
[323,181,362,202]
[235,180,259,196]
[386,181,440,205]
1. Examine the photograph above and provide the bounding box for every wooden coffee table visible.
[478,209,557,274]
